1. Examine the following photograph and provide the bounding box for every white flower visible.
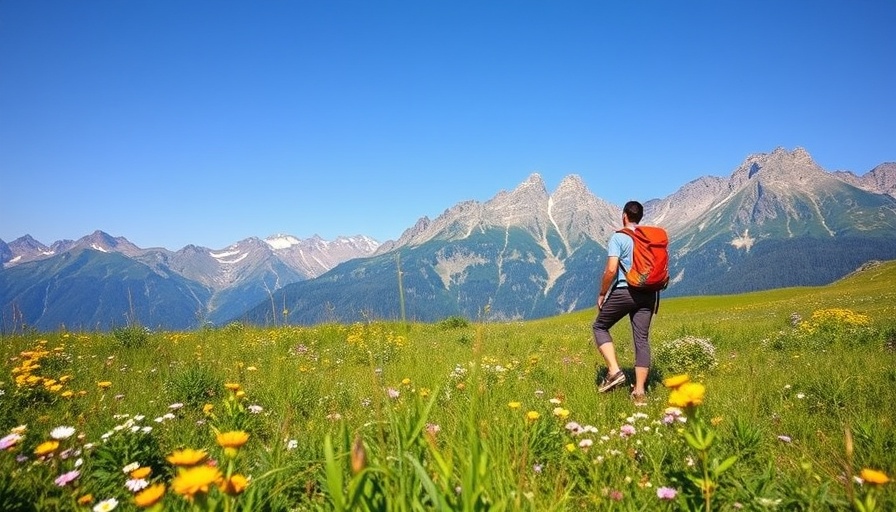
[50,426,76,440]
[93,498,119,512]
[248,405,263,414]
[169,403,184,410]
[122,462,140,474]
[125,478,149,492]
[286,439,298,450]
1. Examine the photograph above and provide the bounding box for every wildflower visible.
[216,430,250,449]
[526,411,540,421]
[78,494,94,505]
[351,436,367,474]
[508,401,522,409]
[565,443,576,452]
[668,382,705,408]
[286,439,298,450]
[34,440,60,456]
[533,463,543,473]
[777,435,792,443]
[401,377,411,385]
[657,486,677,499]
[93,498,119,511]
[565,421,583,434]
[387,388,400,398]
[169,403,184,410]
[134,483,165,508]
[549,398,562,405]
[663,374,690,389]
[796,393,806,399]
[122,462,140,474]
[425,423,441,436]
[608,489,623,501]
[619,424,636,438]
[578,438,593,448]
[126,479,149,492]
[860,468,890,485]
[0,433,22,450]
[202,403,214,414]
[711,416,723,426]
[247,404,263,414]
[50,426,76,440]
[224,383,241,392]
[171,465,222,497]
[220,473,249,495]
[166,448,207,466]
[552,407,570,419]
[97,381,112,389]
[55,470,80,486]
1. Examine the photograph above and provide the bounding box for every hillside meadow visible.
[1,260,895,511]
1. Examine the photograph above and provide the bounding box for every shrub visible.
[165,364,223,407]
[653,336,718,375]
[112,325,150,348]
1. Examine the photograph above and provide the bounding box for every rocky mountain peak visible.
[730,147,829,189]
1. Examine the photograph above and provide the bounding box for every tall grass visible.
[1,262,895,510]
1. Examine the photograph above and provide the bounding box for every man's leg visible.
[593,291,633,392]
[629,293,655,395]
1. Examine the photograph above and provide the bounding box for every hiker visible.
[593,200,666,404]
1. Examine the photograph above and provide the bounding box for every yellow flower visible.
[61,390,74,398]
[526,411,540,421]
[565,443,576,452]
[220,473,249,495]
[134,483,166,507]
[202,403,214,415]
[663,374,690,389]
[235,390,246,399]
[711,416,724,426]
[97,381,112,389]
[860,468,890,485]
[508,401,522,409]
[668,382,706,408]
[552,407,570,419]
[34,440,60,456]
[171,465,222,497]
[216,430,250,449]
[224,383,241,391]
[130,466,152,479]
[166,448,208,466]
[401,378,411,386]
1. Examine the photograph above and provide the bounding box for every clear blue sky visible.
[2,1,893,250]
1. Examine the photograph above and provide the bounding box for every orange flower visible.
[166,448,208,466]
[134,483,166,507]
[216,430,250,449]
[130,466,152,479]
[77,494,94,505]
[219,473,249,495]
[860,468,890,485]
[171,465,222,497]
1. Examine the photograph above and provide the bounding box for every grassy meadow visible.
[2,261,895,511]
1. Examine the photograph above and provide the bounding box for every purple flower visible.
[0,433,22,450]
[387,388,400,399]
[533,463,543,473]
[657,486,678,500]
[55,470,80,486]
[609,489,623,501]
[125,478,148,492]
[619,424,637,438]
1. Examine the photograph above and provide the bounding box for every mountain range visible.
[2,147,895,331]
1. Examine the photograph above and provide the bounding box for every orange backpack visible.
[617,226,669,291]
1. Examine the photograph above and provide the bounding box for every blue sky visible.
[1,1,893,251]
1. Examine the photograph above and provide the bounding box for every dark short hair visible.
[623,201,644,223]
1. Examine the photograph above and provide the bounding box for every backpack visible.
[617,226,669,291]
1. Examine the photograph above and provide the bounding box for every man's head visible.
[623,201,644,224]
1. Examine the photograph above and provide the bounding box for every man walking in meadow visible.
[593,200,666,404]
